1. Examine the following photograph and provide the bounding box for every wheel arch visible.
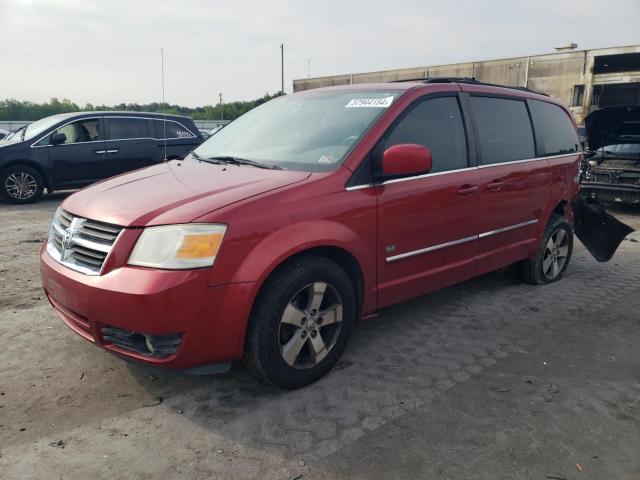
[1,160,52,191]
[255,245,366,317]
[551,199,573,224]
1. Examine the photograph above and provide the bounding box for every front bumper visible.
[40,244,256,370]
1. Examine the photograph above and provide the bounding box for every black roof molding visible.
[392,76,548,96]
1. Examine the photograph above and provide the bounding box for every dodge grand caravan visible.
[0,111,202,203]
[41,79,585,388]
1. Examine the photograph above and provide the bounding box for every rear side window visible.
[528,100,579,156]
[383,96,468,173]
[106,118,149,140]
[470,97,535,164]
[152,120,195,139]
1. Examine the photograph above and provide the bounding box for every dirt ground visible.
[0,193,639,480]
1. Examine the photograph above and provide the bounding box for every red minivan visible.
[40,79,582,388]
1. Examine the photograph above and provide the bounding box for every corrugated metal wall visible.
[293,45,640,125]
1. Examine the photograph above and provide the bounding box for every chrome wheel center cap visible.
[305,318,316,330]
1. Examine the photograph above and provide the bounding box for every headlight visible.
[128,224,227,269]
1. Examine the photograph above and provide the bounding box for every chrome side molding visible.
[386,219,539,262]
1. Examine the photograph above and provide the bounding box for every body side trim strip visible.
[385,219,539,262]
[386,235,477,262]
[478,219,538,238]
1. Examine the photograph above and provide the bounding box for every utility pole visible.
[219,93,223,121]
[280,43,284,94]
[307,58,311,77]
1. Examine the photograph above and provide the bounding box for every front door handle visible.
[457,184,479,195]
[93,150,106,155]
[487,179,505,191]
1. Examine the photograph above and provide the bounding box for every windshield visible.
[14,114,70,143]
[2,125,26,143]
[191,90,400,171]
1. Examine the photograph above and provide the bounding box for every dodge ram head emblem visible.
[61,227,74,250]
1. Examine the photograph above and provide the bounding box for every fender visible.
[216,219,377,314]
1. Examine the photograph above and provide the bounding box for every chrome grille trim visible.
[47,207,123,276]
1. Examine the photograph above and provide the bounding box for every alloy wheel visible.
[5,172,37,200]
[542,229,569,280]
[277,282,343,369]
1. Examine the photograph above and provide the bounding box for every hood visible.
[585,105,640,153]
[62,160,311,227]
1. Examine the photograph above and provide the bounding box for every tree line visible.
[0,92,284,122]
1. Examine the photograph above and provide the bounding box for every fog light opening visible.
[101,327,182,358]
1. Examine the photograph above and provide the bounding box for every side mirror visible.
[382,144,432,177]
[51,133,66,146]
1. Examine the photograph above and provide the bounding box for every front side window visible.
[382,96,468,173]
[106,118,149,140]
[192,90,401,172]
[529,100,579,156]
[55,119,100,144]
[471,96,535,164]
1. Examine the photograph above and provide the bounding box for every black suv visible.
[0,111,203,203]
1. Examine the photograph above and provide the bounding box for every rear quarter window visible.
[470,96,535,164]
[151,120,196,139]
[528,100,579,156]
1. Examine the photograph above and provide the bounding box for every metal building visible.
[293,44,640,125]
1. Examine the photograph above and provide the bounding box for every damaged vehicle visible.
[581,105,640,205]
[40,79,632,389]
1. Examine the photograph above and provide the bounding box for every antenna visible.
[161,47,167,161]
[280,43,284,94]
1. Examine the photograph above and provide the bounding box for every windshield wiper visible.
[206,156,283,170]
[191,151,227,165]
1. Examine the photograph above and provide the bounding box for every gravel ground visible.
[0,193,638,480]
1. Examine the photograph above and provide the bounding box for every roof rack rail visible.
[392,76,548,96]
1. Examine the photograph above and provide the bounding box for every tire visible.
[1,165,44,204]
[521,213,573,285]
[244,255,356,389]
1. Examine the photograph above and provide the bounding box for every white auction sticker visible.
[345,96,394,108]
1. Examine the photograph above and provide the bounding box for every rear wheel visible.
[244,255,355,389]
[522,213,573,284]
[1,165,44,204]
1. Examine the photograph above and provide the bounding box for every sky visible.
[1,0,639,107]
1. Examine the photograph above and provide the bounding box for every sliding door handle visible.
[486,180,505,191]
[457,184,479,195]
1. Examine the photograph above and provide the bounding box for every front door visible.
[47,117,107,188]
[376,94,481,307]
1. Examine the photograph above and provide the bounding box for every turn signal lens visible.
[177,233,225,259]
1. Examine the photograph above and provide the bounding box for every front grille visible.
[47,208,123,275]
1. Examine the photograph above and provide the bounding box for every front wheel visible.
[244,255,355,389]
[522,213,573,284]
[1,165,44,204]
